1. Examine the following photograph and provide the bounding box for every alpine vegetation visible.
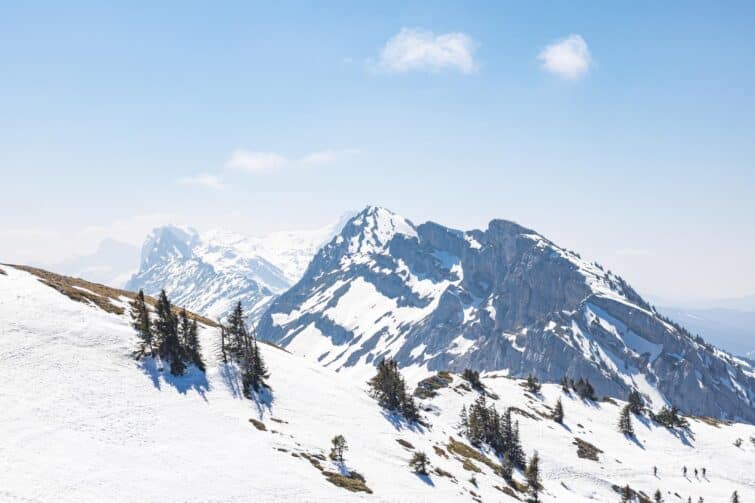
[368,358,419,422]
[460,396,526,468]
[220,301,270,397]
[129,288,204,375]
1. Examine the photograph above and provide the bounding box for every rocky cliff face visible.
[258,206,755,422]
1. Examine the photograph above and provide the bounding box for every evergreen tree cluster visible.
[129,289,204,376]
[460,396,525,469]
[560,376,596,400]
[462,368,483,390]
[221,302,270,397]
[368,359,419,422]
[525,374,541,393]
[652,406,689,430]
[618,404,635,436]
[627,389,645,414]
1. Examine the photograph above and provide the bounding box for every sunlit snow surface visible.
[1,265,754,502]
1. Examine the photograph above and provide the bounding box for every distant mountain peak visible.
[127,214,351,321]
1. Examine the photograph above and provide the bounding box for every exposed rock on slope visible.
[258,206,755,422]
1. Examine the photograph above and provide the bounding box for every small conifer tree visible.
[329,435,348,463]
[409,451,429,475]
[618,404,634,436]
[129,289,152,356]
[525,451,541,503]
[553,398,564,424]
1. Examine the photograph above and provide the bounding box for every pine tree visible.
[618,404,634,436]
[129,289,152,355]
[177,308,189,345]
[462,368,483,390]
[628,389,644,414]
[526,373,541,393]
[620,484,632,502]
[329,435,348,463]
[553,398,564,424]
[654,489,663,503]
[249,338,269,391]
[511,420,525,468]
[409,451,429,475]
[153,290,186,376]
[226,301,246,359]
[369,359,419,422]
[501,451,514,482]
[186,319,204,370]
[525,451,541,503]
[459,405,469,431]
[240,328,270,396]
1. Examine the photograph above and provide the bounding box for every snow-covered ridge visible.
[1,264,753,502]
[259,207,755,423]
[126,213,352,321]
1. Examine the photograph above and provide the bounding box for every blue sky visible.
[2,1,754,301]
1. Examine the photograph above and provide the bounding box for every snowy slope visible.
[259,206,755,423]
[126,214,351,321]
[1,264,753,502]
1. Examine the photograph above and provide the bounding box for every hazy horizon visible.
[3,2,754,301]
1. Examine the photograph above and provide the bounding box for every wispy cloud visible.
[226,150,289,173]
[179,172,225,190]
[538,34,593,80]
[373,28,478,74]
[615,248,653,257]
[227,148,358,173]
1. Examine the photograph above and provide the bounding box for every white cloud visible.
[226,150,289,173]
[227,148,358,173]
[538,34,592,80]
[375,28,477,74]
[179,173,224,190]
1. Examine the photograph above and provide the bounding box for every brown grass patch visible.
[433,445,448,458]
[322,470,372,494]
[509,406,541,421]
[695,416,729,428]
[495,485,520,499]
[447,437,501,476]
[396,438,414,450]
[573,437,602,461]
[462,459,481,473]
[248,418,266,431]
[0,266,6,276]
[9,264,217,326]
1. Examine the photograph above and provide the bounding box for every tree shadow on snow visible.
[414,473,435,487]
[381,410,426,433]
[138,357,209,400]
[250,386,274,420]
[624,432,645,450]
[218,362,243,399]
[558,422,573,433]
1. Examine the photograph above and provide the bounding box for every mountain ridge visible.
[258,206,755,422]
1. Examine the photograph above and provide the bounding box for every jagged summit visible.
[139,225,200,269]
[259,208,755,423]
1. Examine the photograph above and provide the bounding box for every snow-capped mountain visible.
[2,264,753,502]
[126,214,351,321]
[258,206,755,423]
